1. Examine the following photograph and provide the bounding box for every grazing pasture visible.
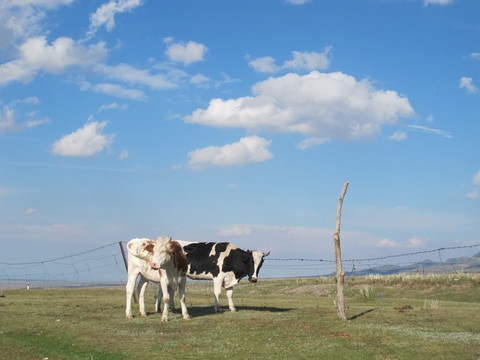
[1,275,479,359]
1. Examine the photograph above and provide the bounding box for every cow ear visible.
[263,251,270,257]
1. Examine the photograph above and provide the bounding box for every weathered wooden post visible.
[334,181,349,320]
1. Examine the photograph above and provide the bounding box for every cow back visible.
[182,242,232,278]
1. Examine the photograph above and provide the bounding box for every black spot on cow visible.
[183,242,226,278]
[223,248,253,282]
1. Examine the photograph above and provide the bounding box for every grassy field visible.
[1,274,480,360]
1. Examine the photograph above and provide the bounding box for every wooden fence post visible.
[334,181,349,320]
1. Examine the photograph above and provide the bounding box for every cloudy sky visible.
[1,0,479,277]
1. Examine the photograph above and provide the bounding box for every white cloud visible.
[0,106,16,132]
[20,36,107,73]
[283,48,332,71]
[469,53,480,61]
[21,96,40,105]
[95,63,176,89]
[118,150,129,160]
[375,239,398,248]
[465,190,478,200]
[88,0,143,38]
[460,77,478,94]
[92,83,146,101]
[467,171,480,200]
[423,0,454,5]
[52,120,114,157]
[285,0,311,5]
[0,36,107,86]
[26,117,50,128]
[190,73,212,87]
[98,102,128,112]
[217,225,253,237]
[389,131,407,141]
[248,48,331,73]
[297,137,330,150]
[0,101,50,133]
[165,40,208,65]
[0,0,74,50]
[24,208,38,215]
[473,170,480,186]
[186,71,414,141]
[406,237,427,248]
[187,136,273,170]
[248,56,279,73]
[0,59,37,85]
[408,125,452,138]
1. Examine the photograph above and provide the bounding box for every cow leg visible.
[168,282,175,311]
[156,282,174,312]
[160,276,170,322]
[156,284,163,313]
[168,284,175,311]
[125,269,140,318]
[178,276,190,320]
[226,287,237,312]
[213,277,223,313]
[137,276,149,317]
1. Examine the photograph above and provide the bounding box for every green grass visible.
[1,275,480,359]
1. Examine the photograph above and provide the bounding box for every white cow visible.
[125,237,190,322]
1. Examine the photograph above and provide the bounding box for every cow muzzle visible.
[151,263,160,270]
[250,276,257,283]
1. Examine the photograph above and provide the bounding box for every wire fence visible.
[0,242,126,290]
[268,242,480,277]
[1,241,479,289]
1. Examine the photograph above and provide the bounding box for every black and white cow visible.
[158,241,269,313]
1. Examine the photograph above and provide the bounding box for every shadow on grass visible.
[349,308,378,320]
[174,305,293,318]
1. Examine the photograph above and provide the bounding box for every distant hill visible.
[342,252,480,276]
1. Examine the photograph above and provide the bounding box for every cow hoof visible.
[126,315,133,319]
[183,315,191,321]
[230,309,238,313]
[161,316,168,322]
[141,313,147,317]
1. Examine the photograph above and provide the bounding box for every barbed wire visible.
[268,257,336,263]
[0,241,479,289]
[267,242,480,263]
[0,242,120,266]
[2,241,479,266]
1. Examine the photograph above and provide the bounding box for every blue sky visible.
[1,0,479,278]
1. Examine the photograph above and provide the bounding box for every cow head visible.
[149,236,173,270]
[247,250,270,283]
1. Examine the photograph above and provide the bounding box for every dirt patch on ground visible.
[282,284,335,297]
[394,305,413,312]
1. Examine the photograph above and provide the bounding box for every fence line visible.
[4,242,479,267]
[1,241,479,289]
[0,242,120,266]
[268,242,480,264]
[0,242,126,289]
